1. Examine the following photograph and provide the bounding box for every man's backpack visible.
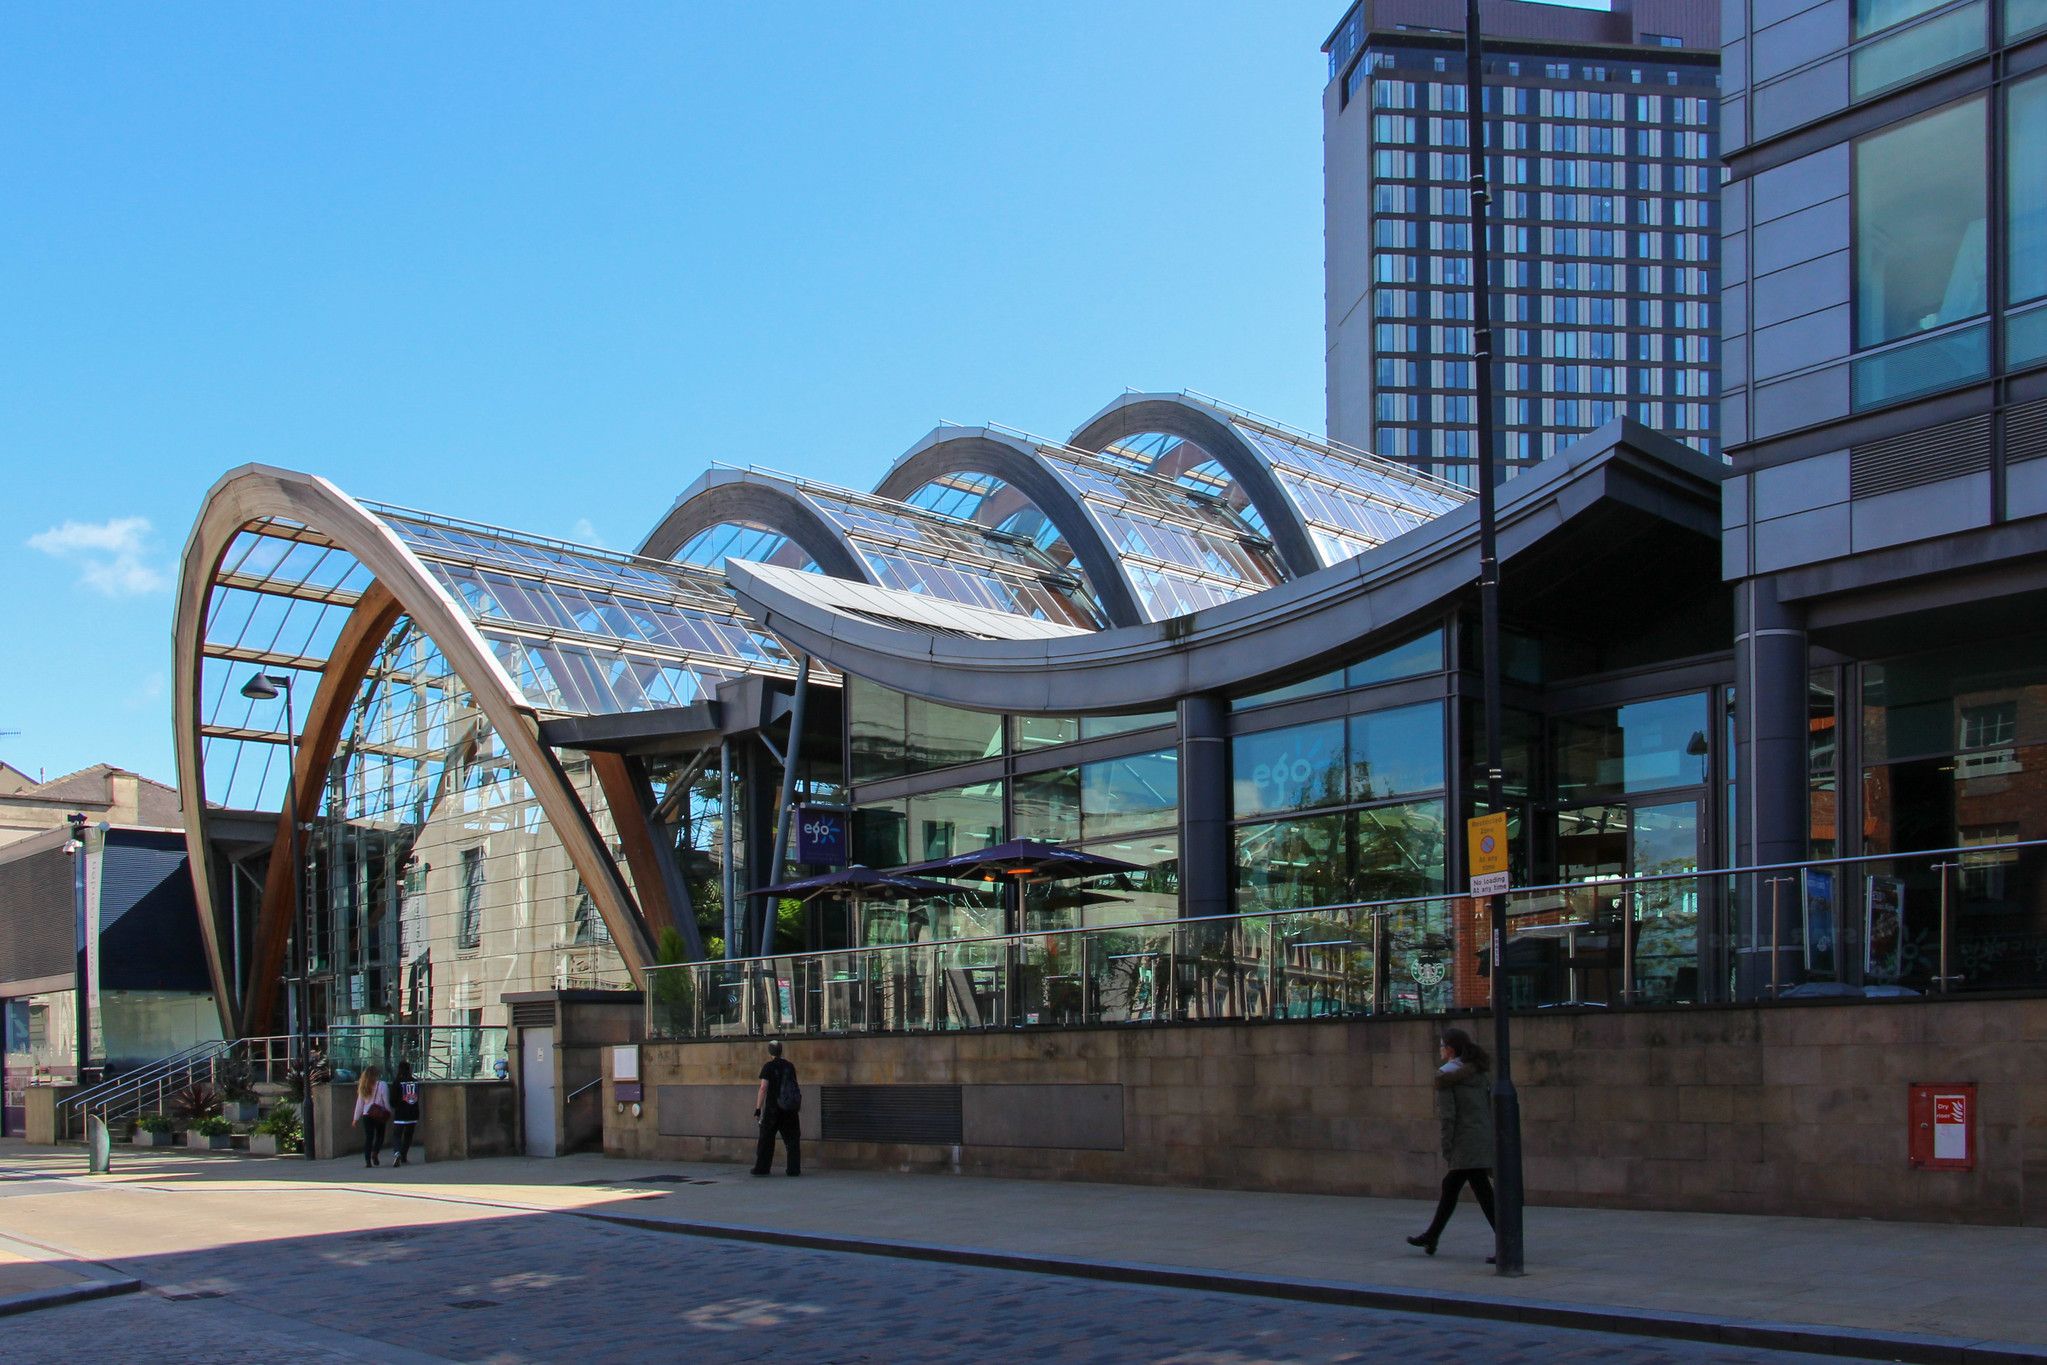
[776,1071,801,1113]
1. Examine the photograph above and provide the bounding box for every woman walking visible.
[1407,1027,1497,1259]
[352,1065,391,1168]
[389,1060,421,1167]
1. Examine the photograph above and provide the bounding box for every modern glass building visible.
[174,392,1808,1042]
[1719,0,2047,990]
[1323,0,1722,483]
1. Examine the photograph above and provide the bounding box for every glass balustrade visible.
[646,841,2047,1041]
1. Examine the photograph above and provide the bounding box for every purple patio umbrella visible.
[746,865,964,904]
[896,838,1145,886]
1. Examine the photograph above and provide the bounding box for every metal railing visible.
[323,1025,508,1082]
[55,1034,301,1138]
[646,840,2047,1042]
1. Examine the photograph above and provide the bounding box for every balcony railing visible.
[645,841,2047,1042]
[322,1024,508,1082]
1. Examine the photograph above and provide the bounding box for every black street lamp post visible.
[1460,0,1527,1276]
[242,672,315,1161]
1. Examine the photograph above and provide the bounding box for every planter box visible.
[247,1133,298,1157]
[222,1100,261,1124]
[184,1132,233,1150]
[133,1129,176,1147]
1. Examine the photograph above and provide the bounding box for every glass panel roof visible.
[675,521,820,574]
[718,473,1106,629]
[1223,420,1468,566]
[1035,448,1285,622]
[1096,432,1269,536]
[198,505,822,814]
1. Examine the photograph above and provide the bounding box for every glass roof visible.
[1223,420,1468,567]
[198,504,816,813]
[701,473,1107,630]
[1097,432,1270,537]
[1034,447,1286,621]
[675,521,819,575]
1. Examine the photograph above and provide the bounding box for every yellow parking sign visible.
[1467,811,1509,896]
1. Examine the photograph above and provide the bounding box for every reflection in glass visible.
[1235,814,1347,911]
[1850,321,1992,409]
[1854,98,1987,348]
[1348,702,1446,799]
[1632,801,1700,1003]
[1345,627,1445,688]
[1855,0,1949,36]
[1081,748,1178,839]
[1553,693,1709,799]
[1849,2,1985,101]
[1232,720,1347,817]
[2012,74,2047,307]
[306,616,633,1034]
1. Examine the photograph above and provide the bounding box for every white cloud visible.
[570,517,605,548]
[27,516,168,596]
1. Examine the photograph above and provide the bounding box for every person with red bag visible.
[352,1066,392,1168]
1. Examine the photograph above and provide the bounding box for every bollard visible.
[86,1113,112,1174]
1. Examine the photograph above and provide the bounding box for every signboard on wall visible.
[796,806,848,866]
[1467,812,1509,897]
[1908,1083,1976,1170]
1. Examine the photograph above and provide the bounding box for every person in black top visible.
[389,1060,422,1167]
[751,1039,800,1177]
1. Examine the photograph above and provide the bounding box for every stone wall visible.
[313,1080,515,1162]
[608,995,2047,1225]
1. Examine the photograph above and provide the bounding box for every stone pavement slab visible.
[1,1140,2041,1358]
[0,1151,1860,1365]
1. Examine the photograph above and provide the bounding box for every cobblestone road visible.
[0,1197,1855,1364]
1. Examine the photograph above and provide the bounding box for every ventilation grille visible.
[2008,397,2047,465]
[819,1085,963,1145]
[509,1001,555,1029]
[1849,414,1991,499]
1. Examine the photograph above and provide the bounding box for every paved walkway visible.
[0,1140,2040,1359]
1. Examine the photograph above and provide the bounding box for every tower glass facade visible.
[1323,0,1722,483]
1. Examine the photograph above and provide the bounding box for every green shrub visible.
[253,1100,298,1134]
[135,1113,172,1134]
[216,1058,258,1103]
[254,1100,303,1153]
[193,1115,232,1137]
[170,1082,222,1122]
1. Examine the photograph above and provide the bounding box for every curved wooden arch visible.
[174,465,658,1037]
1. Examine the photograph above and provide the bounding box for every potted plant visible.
[133,1113,176,1147]
[248,1100,302,1157]
[218,1059,260,1124]
[170,1080,222,1128]
[186,1114,234,1151]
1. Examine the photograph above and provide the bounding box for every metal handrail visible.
[661,837,2047,975]
[60,1040,224,1114]
[566,1077,603,1103]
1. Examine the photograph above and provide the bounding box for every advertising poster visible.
[1803,868,1837,977]
[1865,874,1905,980]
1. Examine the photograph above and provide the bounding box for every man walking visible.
[751,1039,801,1177]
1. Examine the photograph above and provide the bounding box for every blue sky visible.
[0,2,1588,791]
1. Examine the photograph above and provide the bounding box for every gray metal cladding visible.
[0,844,74,986]
[1849,414,1993,497]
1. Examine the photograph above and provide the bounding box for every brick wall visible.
[608,995,2047,1225]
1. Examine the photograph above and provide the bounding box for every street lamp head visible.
[240,673,289,701]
